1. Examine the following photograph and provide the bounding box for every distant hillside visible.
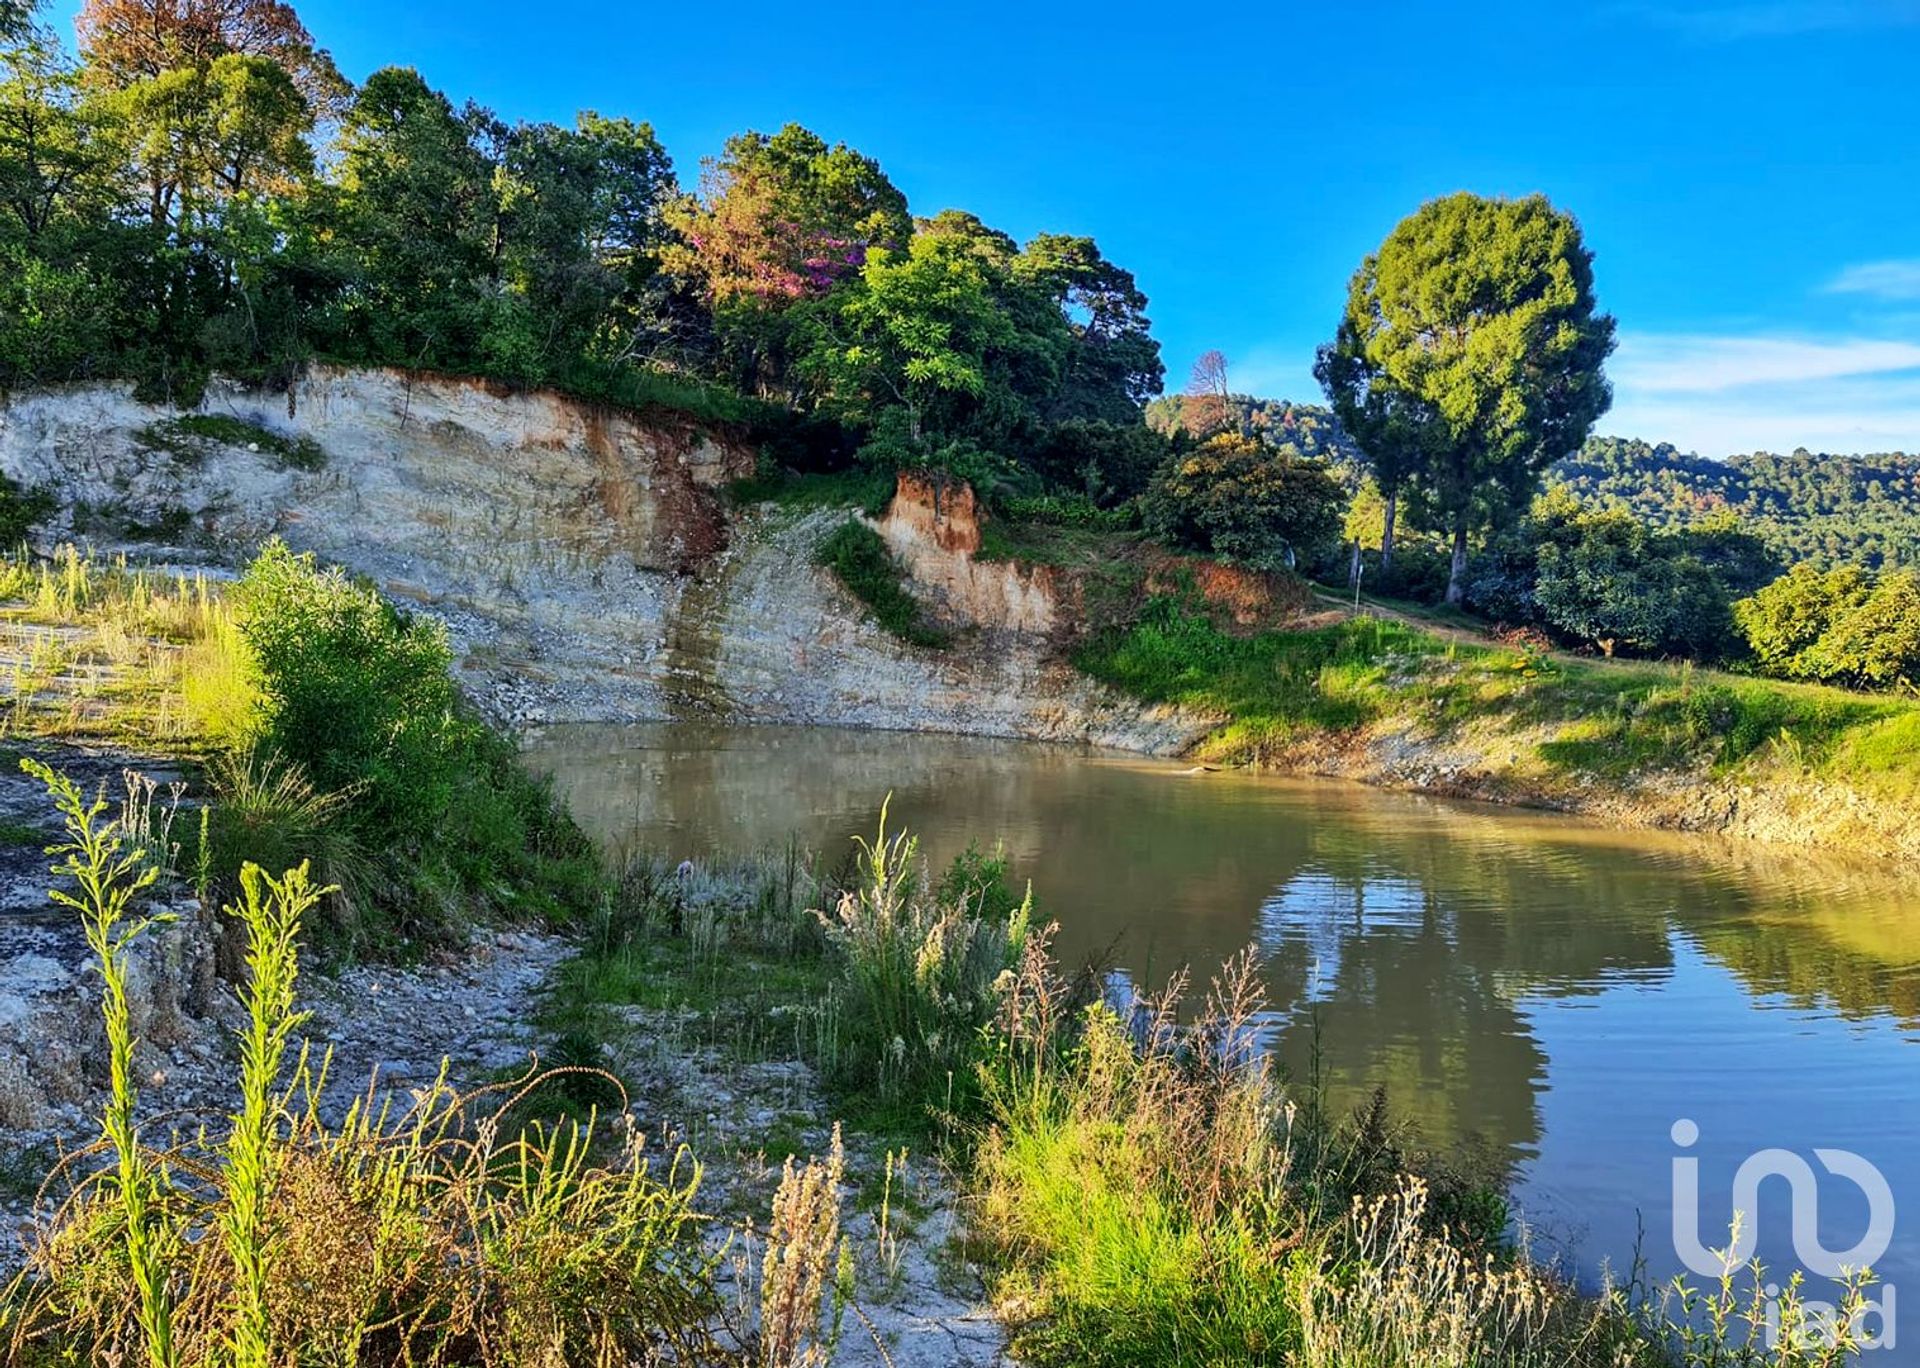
[1149,395,1920,571]
[1547,437,1920,570]
[1144,395,1366,468]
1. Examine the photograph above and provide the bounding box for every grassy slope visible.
[1075,589,1920,855]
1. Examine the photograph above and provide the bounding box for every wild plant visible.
[20,756,179,1368]
[4,763,725,1368]
[756,1123,849,1368]
[815,799,1030,1114]
[222,861,326,1368]
[119,767,186,885]
[1628,1222,1880,1368]
[202,746,364,935]
[870,1147,908,1300]
[1295,1175,1581,1366]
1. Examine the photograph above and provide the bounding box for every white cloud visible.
[1826,260,1920,301]
[1610,334,1920,394]
[1606,331,1920,455]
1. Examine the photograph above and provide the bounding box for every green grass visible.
[728,466,896,515]
[1076,596,1920,803]
[975,515,1143,569]
[815,518,952,649]
[138,414,327,471]
[0,818,45,845]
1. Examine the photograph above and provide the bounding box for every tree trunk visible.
[1445,519,1470,606]
[1380,489,1398,573]
[1348,540,1362,590]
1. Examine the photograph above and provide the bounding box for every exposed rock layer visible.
[0,369,1206,752]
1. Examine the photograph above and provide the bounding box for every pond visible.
[526,720,1920,1354]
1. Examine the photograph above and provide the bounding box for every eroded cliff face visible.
[875,473,1070,633]
[0,369,1205,752]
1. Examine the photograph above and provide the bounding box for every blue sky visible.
[48,0,1920,456]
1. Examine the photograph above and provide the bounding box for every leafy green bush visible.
[814,518,951,648]
[1532,509,1733,658]
[1736,563,1920,691]
[231,540,598,947]
[1026,418,1171,505]
[237,540,467,830]
[1142,435,1344,570]
[1469,499,1766,659]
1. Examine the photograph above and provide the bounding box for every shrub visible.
[230,540,599,946]
[1026,418,1171,505]
[1532,511,1734,658]
[1363,538,1453,604]
[1143,435,1344,571]
[814,519,950,649]
[1805,569,1920,689]
[202,747,367,937]
[1736,563,1920,691]
[0,474,53,545]
[236,540,465,827]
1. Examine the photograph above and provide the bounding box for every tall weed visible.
[814,800,1029,1120]
[2,764,724,1368]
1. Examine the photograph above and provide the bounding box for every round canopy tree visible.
[1318,192,1615,603]
[1143,434,1344,571]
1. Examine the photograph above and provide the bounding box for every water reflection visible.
[525,720,1920,1352]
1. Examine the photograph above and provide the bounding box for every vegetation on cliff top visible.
[6,0,1917,722]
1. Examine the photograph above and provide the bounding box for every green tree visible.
[665,121,908,308]
[324,66,499,367]
[1732,562,1920,689]
[1016,231,1164,422]
[1806,570,1920,690]
[0,25,117,239]
[110,52,312,233]
[1315,330,1425,573]
[492,113,677,381]
[1734,562,1870,678]
[799,226,1014,448]
[663,122,908,399]
[1317,193,1616,604]
[1532,507,1732,657]
[1029,418,1171,505]
[1143,434,1345,570]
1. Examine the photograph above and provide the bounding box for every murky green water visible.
[527,720,1920,1350]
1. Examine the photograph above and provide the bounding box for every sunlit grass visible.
[1076,597,1920,803]
[0,545,256,748]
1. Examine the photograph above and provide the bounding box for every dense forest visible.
[1549,437,1920,569]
